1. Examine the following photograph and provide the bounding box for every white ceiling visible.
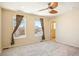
[0,2,79,16]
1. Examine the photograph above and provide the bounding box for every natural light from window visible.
[13,17,26,39]
[35,19,43,37]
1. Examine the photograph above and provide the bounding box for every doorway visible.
[50,21,56,41]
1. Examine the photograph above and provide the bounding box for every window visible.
[35,19,43,36]
[13,17,26,39]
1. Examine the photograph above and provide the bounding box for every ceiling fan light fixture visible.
[49,10,58,14]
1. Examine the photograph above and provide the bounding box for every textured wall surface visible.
[0,8,2,53]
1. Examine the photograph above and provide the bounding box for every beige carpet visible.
[1,41,79,56]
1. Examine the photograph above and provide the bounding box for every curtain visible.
[11,15,24,45]
[40,18,45,40]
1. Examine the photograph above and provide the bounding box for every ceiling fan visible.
[39,2,58,14]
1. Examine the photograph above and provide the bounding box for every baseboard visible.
[56,40,79,48]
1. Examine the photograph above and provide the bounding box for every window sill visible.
[14,35,26,39]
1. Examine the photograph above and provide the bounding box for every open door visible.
[50,21,56,41]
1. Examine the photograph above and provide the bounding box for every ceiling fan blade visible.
[39,7,49,11]
[49,2,58,9]
[49,10,58,14]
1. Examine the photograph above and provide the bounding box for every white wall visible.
[56,8,79,47]
[0,8,2,53]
